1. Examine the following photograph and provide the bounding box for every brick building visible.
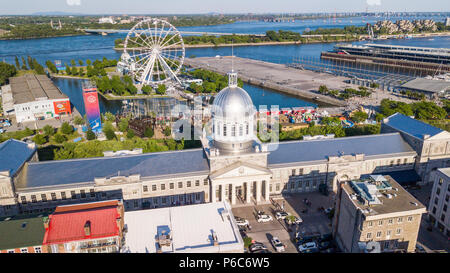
[0,214,47,253]
[43,200,124,253]
[428,168,450,237]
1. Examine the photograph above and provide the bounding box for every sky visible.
[0,0,449,15]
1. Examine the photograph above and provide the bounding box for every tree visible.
[0,62,17,85]
[86,59,92,65]
[144,127,154,138]
[74,116,85,125]
[86,129,96,140]
[127,129,135,139]
[43,125,55,136]
[53,133,67,144]
[156,84,166,95]
[163,126,171,137]
[141,85,152,95]
[21,57,28,70]
[78,60,84,66]
[104,127,116,140]
[15,56,20,70]
[70,59,76,66]
[375,113,385,123]
[45,60,57,74]
[104,112,116,122]
[352,111,368,123]
[60,122,73,135]
[32,134,47,145]
[118,118,129,132]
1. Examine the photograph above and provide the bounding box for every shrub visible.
[54,133,67,144]
[127,129,135,139]
[86,129,96,140]
[60,122,73,135]
[32,134,47,145]
[43,125,55,136]
[163,126,171,137]
[144,127,154,138]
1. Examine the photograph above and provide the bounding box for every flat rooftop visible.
[383,113,447,140]
[123,201,243,253]
[9,74,68,105]
[401,78,450,93]
[437,167,450,179]
[342,175,426,218]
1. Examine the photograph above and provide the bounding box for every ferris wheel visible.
[122,18,185,86]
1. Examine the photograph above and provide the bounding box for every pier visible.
[184,57,349,107]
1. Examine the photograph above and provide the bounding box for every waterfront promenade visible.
[185,56,350,107]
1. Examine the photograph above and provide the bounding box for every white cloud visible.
[366,0,381,6]
[66,0,81,6]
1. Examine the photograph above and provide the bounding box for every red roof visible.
[43,201,121,245]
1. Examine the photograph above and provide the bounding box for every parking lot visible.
[232,192,335,253]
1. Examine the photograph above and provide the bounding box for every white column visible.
[211,182,216,203]
[246,182,251,203]
[231,184,236,205]
[221,184,225,202]
[264,180,269,201]
[256,181,261,202]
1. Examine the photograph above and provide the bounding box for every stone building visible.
[0,72,448,217]
[381,113,450,184]
[428,168,450,237]
[333,175,426,253]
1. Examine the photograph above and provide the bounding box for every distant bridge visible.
[82,29,266,37]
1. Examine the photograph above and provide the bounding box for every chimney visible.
[84,221,91,236]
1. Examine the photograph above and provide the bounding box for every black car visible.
[251,249,271,253]
[249,242,268,252]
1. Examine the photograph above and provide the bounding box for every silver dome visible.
[212,86,255,121]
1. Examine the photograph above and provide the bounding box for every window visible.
[223,124,227,136]
[34,247,42,253]
[71,191,76,199]
[376,231,382,238]
[397,217,403,223]
[21,196,27,204]
[152,185,157,191]
[390,160,394,167]
[397,159,401,165]
[367,221,373,227]
[292,169,296,176]
[445,195,449,202]
[403,158,408,164]
[378,220,383,226]
[444,204,447,212]
[143,186,148,192]
[441,214,446,221]
[187,181,191,188]
[437,188,441,195]
[80,190,86,199]
[407,216,413,222]
[161,184,166,191]
[61,192,66,200]
[432,207,437,214]
[7,250,15,253]
[239,125,243,136]
[439,178,443,185]
[90,189,95,198]
[41,194,47,202]
[51,193,57,201]
[21,248,28,253]
[178,182,183,189]
[396,228,402,235]
[204,179,209,186]
[299,169,303,175]
[276,184,280,191]
[388,219,393,225]
[195,180,200,187]
[290,182,295,189]
[384,241,390,248]
[246,123,249,135]
[366,233,372,239]
[170,183,174,190]
[386,230,392,236]
[435,198,439,205]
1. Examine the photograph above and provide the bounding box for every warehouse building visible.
[399,78,450,99]
[3,74,71,122]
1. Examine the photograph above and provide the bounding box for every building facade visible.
[428,168,450,237]
[0,73,449,217]
[333,175,426,253]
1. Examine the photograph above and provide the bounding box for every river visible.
[1,17,449,114]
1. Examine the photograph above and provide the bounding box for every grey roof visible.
[0,214,47,250]
[0,139,36,176]
[383,113,445,139]
[400,78,450,93]
[9,74,67,105]
[17,149,209,190]
[438,167,450,178]
[267,133,415,166]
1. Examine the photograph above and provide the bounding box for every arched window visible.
[246,123,249,135]
[231,124,236,137]
[239,125,243,136]
[223,124,227,137]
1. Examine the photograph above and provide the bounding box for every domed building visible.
[210,72,256,154]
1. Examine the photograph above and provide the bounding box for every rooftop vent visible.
[410,202,418,206]
[212,231,219,246]
[393,188,399,192]
[386,194,393,199]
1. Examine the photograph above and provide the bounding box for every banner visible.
[53,100,72,115]
[82,90,102,133]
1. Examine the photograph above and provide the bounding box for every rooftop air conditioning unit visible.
[386,194,393,199]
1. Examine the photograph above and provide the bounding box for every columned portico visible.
[264,180,269,201]
[246,182,251,203]
[231,184,236,205]
[256,180,261,203]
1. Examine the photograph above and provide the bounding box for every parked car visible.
[298,242,319,253]
[235,217,249,227]
[415,244,427,253]
[285,215,303,225]
[324,207,333,214]
[249,242,268,252]
[271,237,285,252]
[257,214,273,223]
[275,211,289,220]
[251,249,271,253]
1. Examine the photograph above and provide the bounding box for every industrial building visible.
[399,78,450,99]
[1,74,71,123]
[333,175,426,253]
[122,201,243,253]
[428,168,450,237]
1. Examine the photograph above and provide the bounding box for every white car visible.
[235,217,249,227]
[275,211,289,220]
[298,242,318,252]
[271,237,285,252]
[257,214,273,223]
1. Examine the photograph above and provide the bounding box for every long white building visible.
[0,71,449,216]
